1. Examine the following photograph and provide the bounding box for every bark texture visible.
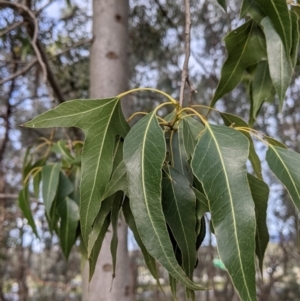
[82,1,133,301]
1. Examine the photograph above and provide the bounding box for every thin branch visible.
[0,20,23,37]
[179,0,192,107]
[0,58,37,85]
[0,1,47,81]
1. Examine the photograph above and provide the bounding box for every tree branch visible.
[0,20,23,37]
[179,0,192,107]
[0,1,47,81]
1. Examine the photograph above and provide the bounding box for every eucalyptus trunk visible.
[82,1,133,300]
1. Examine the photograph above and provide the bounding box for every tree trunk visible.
[82,1,133,301]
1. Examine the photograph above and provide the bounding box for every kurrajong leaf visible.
[123,111,205,290]
[266,145,300,212]
[191,124,257,301]
[211,20,266,107]
[290,10,300,68]
[261,17,293,107]
[162,165,197,279]
[24,98,130,245]
[220,112,262,179]
[247,174,269,274]
[216,0,226,12]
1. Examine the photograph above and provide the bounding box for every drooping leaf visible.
[196,216,206,251]
[220,112,262,179]
[191,124,257,301]
[104,160,128,198]
[193,188,209,223]
[211,20,266,107]
[42,163,61,216]
[123,198,161,285]
[52,140,76,164]
[169,274,177,299]
[264,136,287,148]
[290,10,300,68]
[110,192,123,278]
[216,0,226,12]
[266,146,300,212]
[255,0,291,53]
[240,0,265,22]
[261,17,293,107]
[89,213,111,280]
[24,98,130,245]
[58,197,79,259]
[250,61,275,122]
[123,112,204,290]
[247,174,269,274]
[162,166,197,278]
[18,186,39,237]
[170,128,193,184]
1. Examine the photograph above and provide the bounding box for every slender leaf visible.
[265,136,287,148]
[255,0,291,53]
[240,0,265,22]
[247,174,269,274]
[162,166,197,278]
[290,10,300,68]
[250,61,275,122]
[211,20,266,107]
[89,213,111,280]
[18,186,38,237]
[24,98,129,245]
[220,112,262,179]
[261,17,292,106]
[193,187,209,220]
[58,197,79,259]
[169,274,177,299]
[124,112,205,290]
[42,163,61,216]
[266,146,300,212]
[52,140,75,164]
[216,0,226,12]
[123,198,161,284]
[191,124,256,301]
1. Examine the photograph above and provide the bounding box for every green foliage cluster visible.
[18,1,300,301]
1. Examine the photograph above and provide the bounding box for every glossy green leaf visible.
[42,163,61,216]
[18,186,38,237]
[255,0,291,53]
[250,61,275,122]
[290,10,299,68]
[266,146,300,212]
[170,128,193,184]
[162,166,197,278]
[104,160,128,198]
[123,198,160,284]
[220,112,262,179]
[89,213,111,280]
[261,17,292,106]
[191,124,256,301]
[216,0,226,12]
[211,20,266,107]
[24,98,129,245]
[110,192,122,278]
[124,112,204,290]
[247,174,269,274]
[58,197,79,259]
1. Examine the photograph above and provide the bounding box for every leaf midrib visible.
[207,125,252,300]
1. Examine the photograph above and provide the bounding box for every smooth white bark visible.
[83,1,133,300]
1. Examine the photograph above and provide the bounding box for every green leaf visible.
[196,216,206,251]
[89,213,111,280]
[266,146,300,212]
[104,160,128,198]
[220,112,262,179]
[193,187,209,220]
[170,128,193,184]
[110,192,122,278]
[52,140,75,164]
[247,174,269,274]
[211,20,266,107]
[216,0,226,12]
[290,10,299,68]
[123,198,161,284]
[169,274,177,299]
[18,186,39,237]
[123,112,204,290]
[261,17,293,106]
[58,198,79,259]
[264,136,287,148]
[250,61,275,122]
[191,124,256,301]
[42,163,61,216]
[162,166,197,278]
[255,0,291,53]
[240,0,265,22]
[24,98,129,245]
